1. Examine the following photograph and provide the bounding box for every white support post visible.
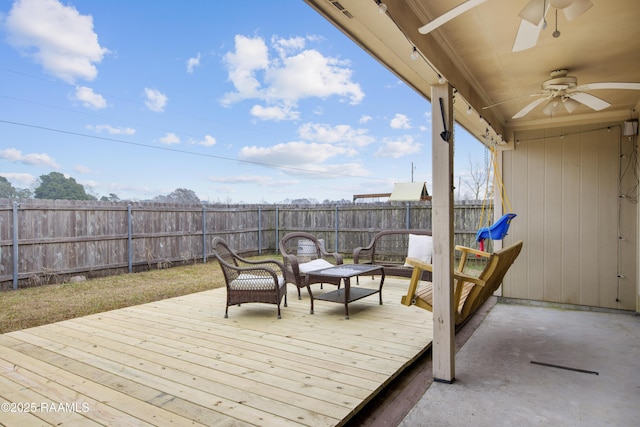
[431,83,455,383]
[493,148,505,251]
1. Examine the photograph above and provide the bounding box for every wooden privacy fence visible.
[0,199,493,290]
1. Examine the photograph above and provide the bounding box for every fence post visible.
[202,205,207,263]
[127,204,132,273]
[406,203,410,229]
[335,205,339,252]
[258,206,262,255]
[275,206,279,254]
[12,201,18,290]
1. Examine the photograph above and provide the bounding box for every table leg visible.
[304,275,314,314]
[344,277,350,319]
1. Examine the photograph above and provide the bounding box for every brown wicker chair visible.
[212,237,287,319]
[279,232,343,313]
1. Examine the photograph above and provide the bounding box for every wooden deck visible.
[0,277,433,426]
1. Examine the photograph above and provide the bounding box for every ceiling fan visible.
[513,0,593,52]
[418,0,487,35]
[417,0,593,52]
[503,69,640,119]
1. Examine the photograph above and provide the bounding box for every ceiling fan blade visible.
[576,82,640,91]
[512,18,543,52]
[568,92,610,111]
[513,97,548,119]
[519,0,549,25]
[418,0,487,34]
[562,0,593,21]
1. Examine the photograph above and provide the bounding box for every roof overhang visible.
[304,0,640,147]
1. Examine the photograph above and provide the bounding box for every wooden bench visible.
[401,240,523,326]
[353,229,433,281]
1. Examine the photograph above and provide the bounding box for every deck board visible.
[0,277,432,426]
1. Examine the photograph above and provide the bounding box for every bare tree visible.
[461,155,491,201]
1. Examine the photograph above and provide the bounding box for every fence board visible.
[0,199,492,289]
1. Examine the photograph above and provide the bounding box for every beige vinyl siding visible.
[501,123,636,311]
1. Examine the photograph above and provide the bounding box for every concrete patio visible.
[399,301,640,427]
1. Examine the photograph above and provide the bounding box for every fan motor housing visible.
[542,69,577,92]
[542,76,577,92]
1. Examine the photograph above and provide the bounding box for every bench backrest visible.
[367,230,432,263]
[460,240,523,321]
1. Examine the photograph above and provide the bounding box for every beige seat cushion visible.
[230,274,284,290]
[298,258,334,274]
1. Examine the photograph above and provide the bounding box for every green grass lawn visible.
[0,260,228,334]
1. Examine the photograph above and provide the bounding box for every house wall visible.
[502,122,637,311]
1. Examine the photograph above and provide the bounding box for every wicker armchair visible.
[212,237,287,319]
[279,232,343,310]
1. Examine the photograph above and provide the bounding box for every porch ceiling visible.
[304,0,640,145]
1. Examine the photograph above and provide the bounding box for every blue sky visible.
[0,0,486,203]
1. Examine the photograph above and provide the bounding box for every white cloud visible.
[419,111,432,132]
[271,35,306,57]
[0,172,36,186]
[198,135,216,147]
[87,124,136,135]
[159,132,180,145]
[234,122,373,179]
[268,48,364,104]
[359,115,372,124]
[222,34,364,121]
[80,179,98,190]
[0,148,60,168]
[298,123,374,148]
[221,35,269,105]
[73,86,106,109]
[250,104,299,121]
[390,113,412,129]
[144,88,168,112]
[4,0,108,83]
[239,141,348,166]
[74,165,91,174]
[375,135,422,159]
[208,174,298,187]
[186,52,201,73]
[294,162,370,178]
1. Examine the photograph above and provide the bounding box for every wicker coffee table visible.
[307,264,385,319]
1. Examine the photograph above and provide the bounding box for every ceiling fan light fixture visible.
[543,100,561,116]
[519,0,549,25]
[563,97,580,113]
[550,0,573,9]
[563,0,593,21]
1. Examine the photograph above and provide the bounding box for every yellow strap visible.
[478,145,513,234]
[491,147,512,213]
[477,145,493,230]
